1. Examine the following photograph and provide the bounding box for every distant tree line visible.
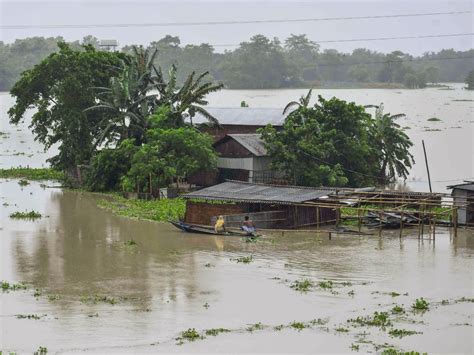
[1,34,473,91]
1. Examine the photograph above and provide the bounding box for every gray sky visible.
[1,0,473,54]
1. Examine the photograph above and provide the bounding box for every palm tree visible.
[283,88,313,115]
[370,104,414,182]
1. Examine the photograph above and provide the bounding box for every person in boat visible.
[214,215,226,233]
[241,215,256,235]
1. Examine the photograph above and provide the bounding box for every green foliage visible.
[1,281,28,291]
[97,196,185,222]
[205,328,230,336]
[234,255,253,264]
[8,42,125,171]
[412,298,429,311]
[0,168,64,181]
[318,280,334,289]
[16,314,42,320]
[427,117,441,122]
[9,210,42,219]
[17,179,29,186]
[388,328,420,338]
[246,322,264,332]
[260,94,382,187]
[290,321,307,331]
[290,279,313,292]
[34,346,48,355]
[348,311,392,328]
[80,294,118,305]
[391,305,405,314]
[180,328,202,341]
[381,349,426,355]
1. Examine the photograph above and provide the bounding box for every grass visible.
[388,328,420,338]
[0,168,64,181]
[412,298,429,311]
[205,328,230,336]
[234,255,253,264]
[97,196,185,222]
[290,279,313,292]
[9,210,42,219]
[348,311,392,328]
[1,281,28,291]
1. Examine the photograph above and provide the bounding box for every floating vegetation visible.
[351,344,360,351]
[80,294,118,305]
[18,179,29,186]
[341,281,353,287]
[348,312,392,328]
[16,314,43,320]
[348,290,355,296]
[427,117,441,122]
[47,294,60,301]
[0,168,64,181]
[203,302,210,309]
[290,279,313,292]
[179,328,202,342]
[1,281,28,291]
[205,328,230,336]
[388,328,420,338]
[381,348,426,355]
[456,297,474,303]
[33,289,42,297]
[452,99,474,101]
[391,305,405,314]
[204,263,213,267]
[124,239,137,246]
[336,327,350,332]
[234,255,253,264]
[309,318,328,326]
[34,346,48,355]
[246,322,264,332]
[389,292,401,297]
[318,280,334,289]
[412,298,429,311]
[441,299,449,305]
[97,196,185,222]
[274,324,285,331]
[9,210,42,219]
[290,321,307,331]
[88,313,99,318]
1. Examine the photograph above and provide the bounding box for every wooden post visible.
[432,213,436,241]
[328,232,332,240]
[454,207,458,238]
[335,207,340,227]
[422,140,433,193]
[399,210,404,239]
[378,211,382,237]
[316,207,320,231]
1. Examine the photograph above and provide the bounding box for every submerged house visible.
[448,182,474,226]
[182,181,340,229]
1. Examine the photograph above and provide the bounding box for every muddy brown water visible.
[1,180,473,353]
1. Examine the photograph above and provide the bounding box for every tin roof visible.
[183,181,332,204]
[193,107,286,126]
[225,134,267,156]
[447,182,474,192]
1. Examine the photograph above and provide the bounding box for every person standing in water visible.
[241,215,256,235]
[214,215,226,233]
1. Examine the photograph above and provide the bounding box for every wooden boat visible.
[169,220,258,237]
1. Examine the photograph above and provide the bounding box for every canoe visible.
[169,220,257,237]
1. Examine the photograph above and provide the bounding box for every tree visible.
[369,105,414,181]
[8,42,124,174]
[465,70,474,90]
[260,94,378,187]
[424,66,440,84]
[123,127,217,192]
[349,65,370,82]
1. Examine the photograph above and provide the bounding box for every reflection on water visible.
[1,180,473,353]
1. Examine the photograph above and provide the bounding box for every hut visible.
[181,181,339,229]
[448,182,474,226]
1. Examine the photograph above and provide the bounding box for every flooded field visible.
[1,86,473,353]
[1,180,473,353]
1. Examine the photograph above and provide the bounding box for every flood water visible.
[1,180,473,353]
[1,86,473,353]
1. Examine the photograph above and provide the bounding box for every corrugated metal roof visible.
[448,182,474,192]
[227,134,267,156]
[193,107,286,126]
[183,181,331,204]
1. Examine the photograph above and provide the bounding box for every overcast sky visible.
[1,0,473,54]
